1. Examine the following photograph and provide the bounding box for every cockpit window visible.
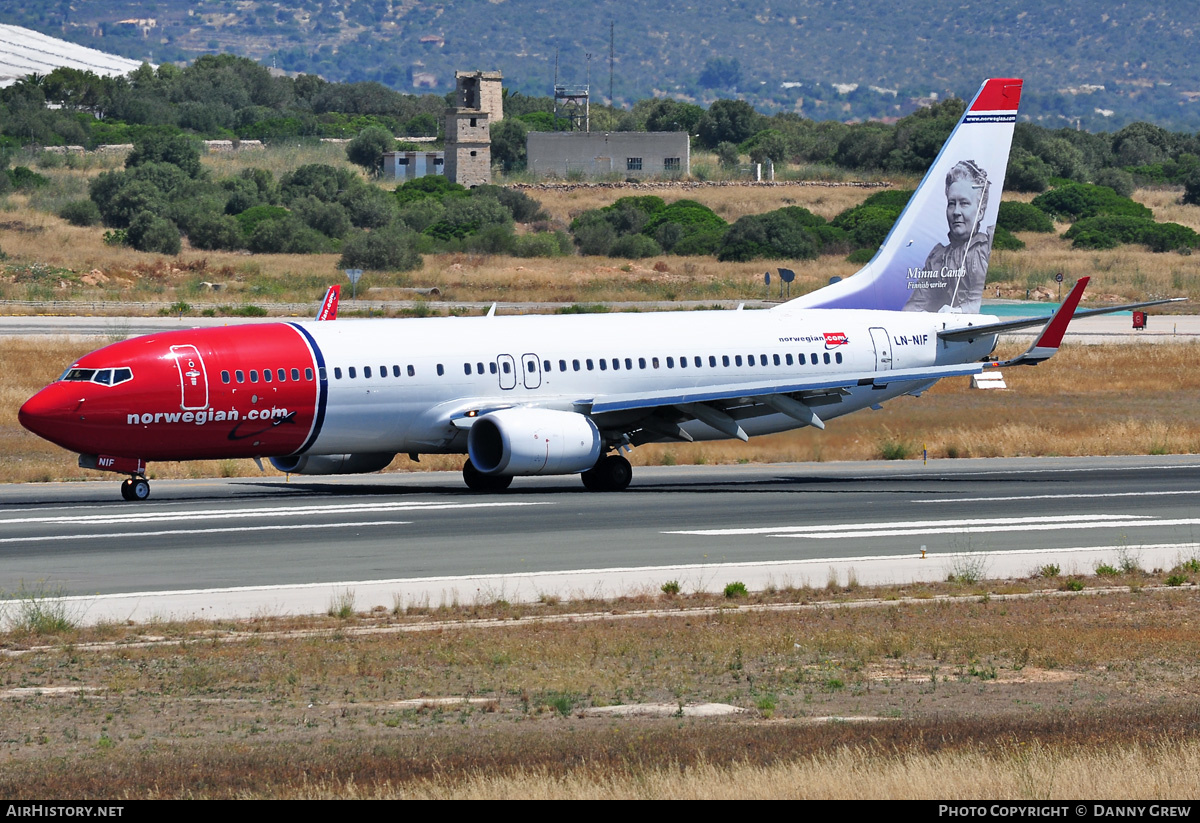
[62,368,96,382]
[61,366,133,386]
[93,369,113,385]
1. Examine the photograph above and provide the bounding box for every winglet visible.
[993,277,1088,367]
[316,285,340,321]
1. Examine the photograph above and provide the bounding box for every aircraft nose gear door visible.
[521,353,542,389]
[497,354,517,390]
[171,344,210,409]
[869,327,893,371]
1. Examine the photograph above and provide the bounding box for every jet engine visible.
[467,409,601,476]
[269,453,396,475]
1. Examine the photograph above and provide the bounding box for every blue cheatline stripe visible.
[288,323,328,455]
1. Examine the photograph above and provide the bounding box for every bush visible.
[126,211,181,255]
[6,166,49,190]
[345,126,396,174]
[609,233,662,259]
[992,226,1025,251]
[234,204,290,237]
[246,216,331,254]
[1064,216,1199,252]
[1031,183,1153,221]
[470,185,546,222]
[573,214,617,256]
[997,201,1054,233]
[188,213,244,251]
[723,581,748,598]
[1093,168,1135,198]
[338,223,423,271]
[57,199,101,226]
[394,175,467,205]
[513,231,571,258]
[671,229,726,256]
[126,132,203,178]
[717,209,819,262]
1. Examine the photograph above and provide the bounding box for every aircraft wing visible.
[577,362,983,442]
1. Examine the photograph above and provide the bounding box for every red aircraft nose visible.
[19,384,87,450]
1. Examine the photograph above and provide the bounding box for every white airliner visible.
[18,78,1182,500]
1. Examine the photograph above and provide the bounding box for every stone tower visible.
[444,71,501,187]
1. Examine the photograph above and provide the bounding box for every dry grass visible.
[3,152,1198,307]
[2,585,1200,798]
[4,339,1200,483]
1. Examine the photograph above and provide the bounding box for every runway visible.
[2,455,1198,625]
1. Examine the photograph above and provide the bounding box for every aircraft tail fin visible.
[778,78,1023,315]
[316,285,340,321]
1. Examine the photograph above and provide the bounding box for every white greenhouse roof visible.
[0,24,150,87]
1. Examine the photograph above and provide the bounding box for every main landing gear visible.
[462,459,513,493]
[120,476,151,502]
[581,454,632,492]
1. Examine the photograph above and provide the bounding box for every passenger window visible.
[679,357,687,369]
[437,364,445,376]
[745,355,753,368]
[722,355,730,367]
[624,358,632,370]
[544,360,552,372]
[263,369,272,383]
[666,357,674,368]
[477,363,484,374]
[527,359,537,372]
[222,370,230,384]
[236,370,245,383]
[278,369,286,381]
[348,367,356,378]
[393,365,401,377]
[785,354,793,366]
[502,362,510,374]
[464,363,472,375]
[292,368,300,381]
[364,366,372,378]
[611,358,619,371]
[489,362,497,374]
[810,353,817,364]
[559,360,567,372]
[735,356,742,367]
[694,356,702,368]
[380,365,387,377]
[836,352,843,364]
[823,353,831,364]
[309,368,316,381]
[250,370,259,383]
[586,359,594,371]
[639,357,646,369]
[600,359,608,371]
[573,359,580,371]
[334,367,342,379]
[773,354,780,366]
[408,365,415,377]
[709,356,716,367]
[652,357,660,369]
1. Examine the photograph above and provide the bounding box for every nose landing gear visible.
[120,476,150,501]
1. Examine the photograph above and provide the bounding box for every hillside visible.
[1,0,1198,130]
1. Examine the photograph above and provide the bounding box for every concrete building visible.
[444,70,501,186]
[383,150,445,181]
[527,132,690,179]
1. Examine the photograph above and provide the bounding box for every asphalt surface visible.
[1,456,1197,624]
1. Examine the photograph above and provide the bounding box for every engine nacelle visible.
[269,453,395,475]
[468,409,601,476]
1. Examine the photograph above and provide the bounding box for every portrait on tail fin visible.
[904,159,993,314]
